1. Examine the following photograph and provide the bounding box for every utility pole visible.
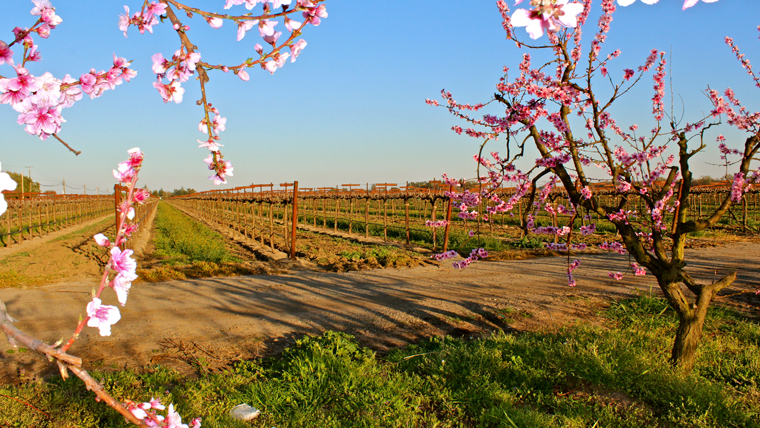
[84,184,86,195]
[97,187,100,196]
[62,179,66,195]
[25,166,32,194]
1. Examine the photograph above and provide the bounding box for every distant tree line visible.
[150,187,197,198]
[3,171,40,193]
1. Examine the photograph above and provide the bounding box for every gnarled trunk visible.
[670,306,706,373]
[657,272,736,373]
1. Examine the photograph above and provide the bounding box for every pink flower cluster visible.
[707,87,760,133]
[425,220,449,228]
[128,399,201,428]
[151,50,201,104]
[651,53,667,121]
[599,241,626,254]
[118,2,166,37]
[730,172,756,203]
[631,262,646,276]
[579,223,596,236]
[453,248,488,270]
[511,0,585,40]
[204,153,234,185]
[0,3,135,141]
[567,259,580,287]
[87,148,148,337]
[618,0,719,11]
[431,250,459,262]
[198,106,227,152]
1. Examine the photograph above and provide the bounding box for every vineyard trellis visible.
[169,180,760,260]
[0,192,112,247]
[0,185,157,249]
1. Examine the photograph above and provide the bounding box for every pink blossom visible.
[153,79,185,103]
[111,272,136,306]
[511,0,584,40]
[431,250,459,261]
[86,298,121,336]
[290,39,307,62]
[209,161,233,185]
[111,247,137,275]
[631,262,646,276]
[198,138,223,151]
[608,271,624,280]
[0,165,18,215]
[113,161,136,183]
[151,53,169,74]
[118,6,131,37]
[238,69,250,81]
[37,23,51,38]
[731,172,746,202]
[263,61,277,74]
[93,233,110,247]
[17,102,64,140]
[302,4,327,26]
[0,41,13,65]
[127,147,144,168]
[206,17,224,29]
[237,20,256,41]
[285,17,302,32]
[59,74,82,108]
[133,188,150,204]
[263,31,282,45]
[40,8,62,27]
[30,0,52,16]
[258,20,277,37]
[580,186,592,200]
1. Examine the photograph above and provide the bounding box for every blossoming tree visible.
[430,0,758,372]
[0,0,327,425]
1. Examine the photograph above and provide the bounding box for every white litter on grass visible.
[229,403,261,421]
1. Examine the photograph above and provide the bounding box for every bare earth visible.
[1,234,759,382]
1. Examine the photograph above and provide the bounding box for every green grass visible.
[152,202,235,264]
[2,295,758,427]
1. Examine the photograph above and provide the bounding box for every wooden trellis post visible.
[290,181,299,259]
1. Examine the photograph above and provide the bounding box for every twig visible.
[0,300,82,367]
[0,299,147,427]
[0,393,51,419]
[52,133,81,156]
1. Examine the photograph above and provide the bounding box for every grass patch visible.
[138,202,262,281]
[2,296,758,427]
[152,202,234,264]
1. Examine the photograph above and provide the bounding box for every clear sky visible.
[1,0,759,194]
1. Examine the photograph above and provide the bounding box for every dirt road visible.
[1,242,758,381]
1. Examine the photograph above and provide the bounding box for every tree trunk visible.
[670,307,706,373]
[658,271,736,373]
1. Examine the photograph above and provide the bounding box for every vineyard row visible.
[170,184,760,258]
[0,188,158,248]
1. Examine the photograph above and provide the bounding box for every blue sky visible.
[1,0,759,194]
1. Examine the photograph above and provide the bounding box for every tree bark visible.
[670,306,705,373]
[658,271,736,372]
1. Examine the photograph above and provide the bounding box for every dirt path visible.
[1,241,758,382]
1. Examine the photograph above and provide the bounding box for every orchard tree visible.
[429,0,759,372]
